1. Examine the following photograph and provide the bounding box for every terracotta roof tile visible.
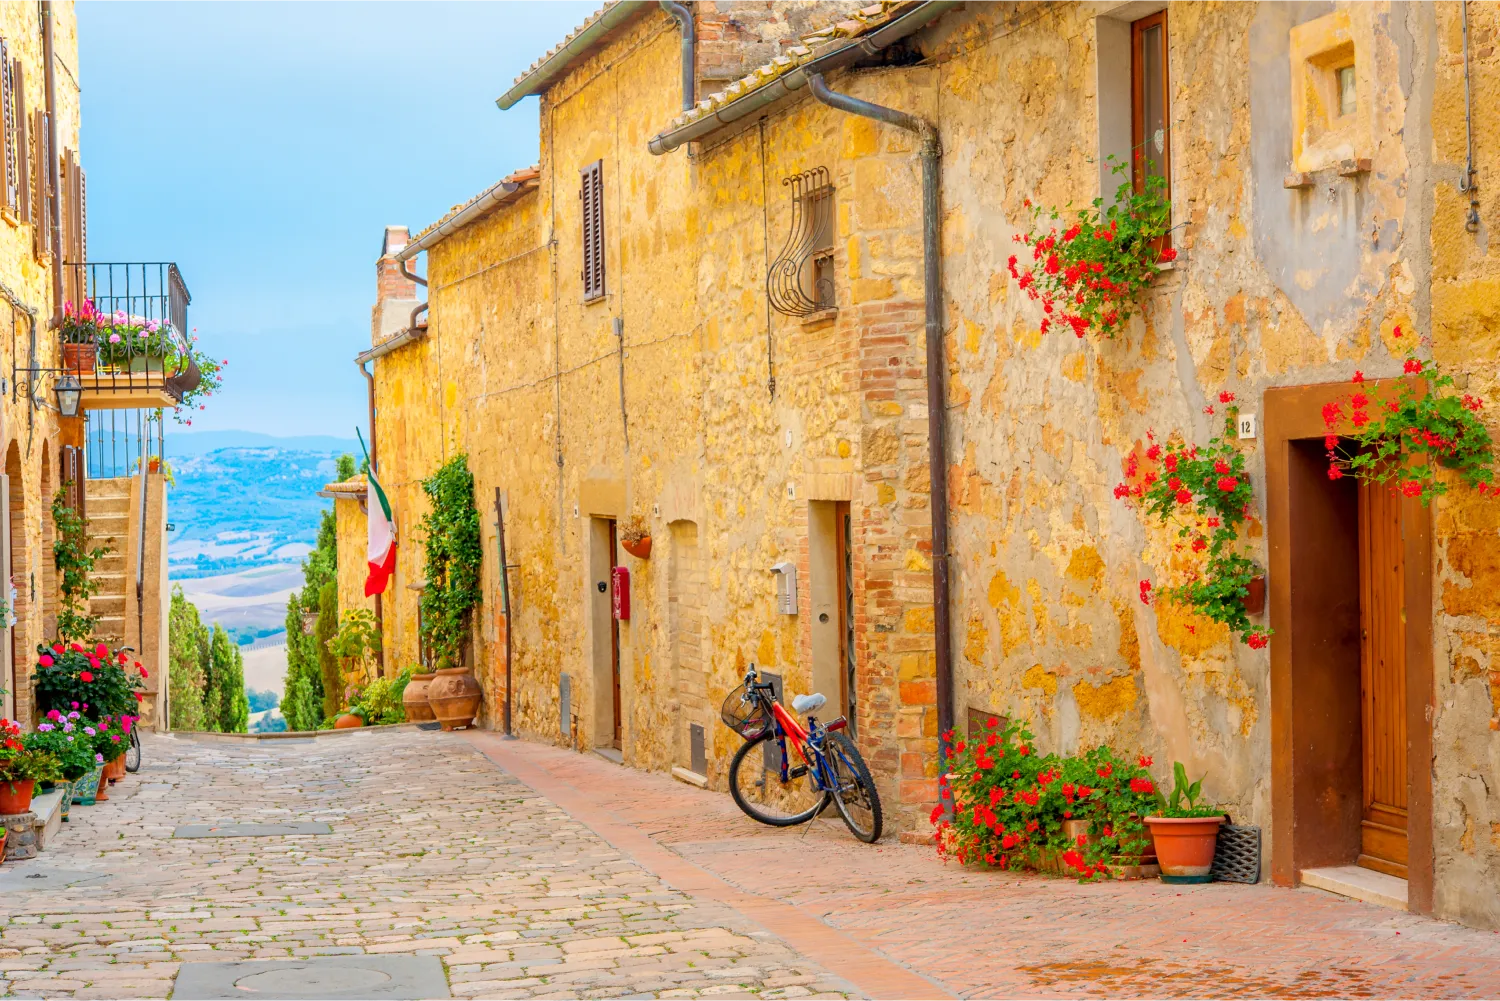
[411,165,540,244]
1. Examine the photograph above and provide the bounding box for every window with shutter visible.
[0,40,13,216]
[32,108,47,258]
[14,60,26,225]
[579,160,605,302]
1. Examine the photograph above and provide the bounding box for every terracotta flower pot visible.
[427,665,482,731]
[0,779,34,815]
[95,769,109,801]
[334,713,365,729]
[403,672,437,723]
[622,535,652,559]
[1145,815,1224,884]
[108,754,126,782]
[1243,575,1267,616]
[63,341,96,374]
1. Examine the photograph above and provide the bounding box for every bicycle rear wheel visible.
[825,731,882,842]
[125,726,141,773]
[728,731,828,827]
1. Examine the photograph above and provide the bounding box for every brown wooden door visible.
[835,503,855,734]
[608,519,622,750]
[1358,479,1408,878]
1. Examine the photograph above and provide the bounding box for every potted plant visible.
[1143,762,1225,884]
[334,705,366,729]
[60,300,101,374]
[31,711,98,822]
[620,514,652,559]
[419,455,484,730]
[402,665,436,723]
[0,720,62,815]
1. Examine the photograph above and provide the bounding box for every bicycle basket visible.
[721,684,771,739]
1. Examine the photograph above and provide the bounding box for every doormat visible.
[173,821,332,839]
[416,722,443,731]
[173,956,449,1000]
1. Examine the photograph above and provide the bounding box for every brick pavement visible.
[0,730,855,1000]
[466,733,1500,1000]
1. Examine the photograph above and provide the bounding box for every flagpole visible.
[495,486,515,739]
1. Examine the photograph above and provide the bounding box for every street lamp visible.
[54,374,82,418]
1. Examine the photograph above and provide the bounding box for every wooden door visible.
[835,503,855,734]
[0,472,11,722]
[608,519,622,750]
[1358,479,1408,878]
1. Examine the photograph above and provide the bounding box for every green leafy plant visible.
[1010,156,1174,340]
[1116,402,1270,648]
[1153,761,1222,819]
[33,641,146,718]
[328,608,382,696]
[169,332,225,426]
[31,710,99,780]
[1324,328,1497,503]
[419,454,482,666]
[52,488,112,642]
[932,718,1161,880]
[348,668,411,726]
[0,720,62,788]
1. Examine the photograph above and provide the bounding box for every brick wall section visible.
[694,2,869,83]
[375,226,415,303]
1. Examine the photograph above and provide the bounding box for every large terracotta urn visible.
[403,672,437,723]
[427,665,482,730]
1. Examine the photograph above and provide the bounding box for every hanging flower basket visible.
[622,536,652,559]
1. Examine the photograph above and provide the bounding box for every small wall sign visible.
[1237,412,1257,440]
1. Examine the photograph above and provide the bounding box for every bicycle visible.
[125,723,141,773]
[720,664,883,842]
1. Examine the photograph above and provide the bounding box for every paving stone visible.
[172,955,448,999]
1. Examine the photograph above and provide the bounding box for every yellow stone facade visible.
[354,1,1500,928]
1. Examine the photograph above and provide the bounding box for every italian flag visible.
[359,430,396,597]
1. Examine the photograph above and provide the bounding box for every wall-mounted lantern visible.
[770,561,797,614]
[54,374,82,418]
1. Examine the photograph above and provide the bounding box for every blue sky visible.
[79,1,596,437]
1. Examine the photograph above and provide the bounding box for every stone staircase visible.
[85,479,131,645]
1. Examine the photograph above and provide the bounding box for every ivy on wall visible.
[420,453,482,667]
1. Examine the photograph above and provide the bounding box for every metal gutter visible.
[355,326,427,366]
[496,1,653,110]
[658,0,695,112]
[647,0,959,155]
[396,177,533,263]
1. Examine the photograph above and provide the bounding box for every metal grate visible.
[1212,823,1261,883]
[767,167,835,316]
[84,408,163,480]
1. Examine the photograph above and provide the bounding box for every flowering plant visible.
[933,718,1161,880]
[1117,401,1270,648]
[94,715,134,762]
[60,299,103,345]
[30,711,97,780]
[0,719,62,787]
[169,331,224,425]
[33,641,146,718]
[1324,329,1497,503]
[1009,158,1173,340]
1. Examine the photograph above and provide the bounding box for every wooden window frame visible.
[0,39,14,218]
[14,59,26,226]
[579,159,605,303]
[1129,10,1171,201]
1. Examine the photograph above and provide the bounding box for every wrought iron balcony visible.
[59,262,201,410]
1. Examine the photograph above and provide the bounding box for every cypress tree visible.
[167,587,207,731]
[315,582,340,720]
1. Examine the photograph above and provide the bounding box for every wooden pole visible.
[494,487,514,737]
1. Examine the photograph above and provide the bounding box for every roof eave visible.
[397,178,536,262]
[355,326,428,366]
[646,0,961,155]
[496,1,654,111]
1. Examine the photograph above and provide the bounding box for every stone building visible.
[352,1,1500,929]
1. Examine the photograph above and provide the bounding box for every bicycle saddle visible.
[791,693,826,714]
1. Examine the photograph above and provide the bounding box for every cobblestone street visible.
[3,729,1500,1000]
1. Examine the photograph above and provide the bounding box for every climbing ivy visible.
[52,488,111,642]
[419,454,482,667]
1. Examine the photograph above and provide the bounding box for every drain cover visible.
[0,868,109,891]
[173,821,332,838]
[173,956,448,1000]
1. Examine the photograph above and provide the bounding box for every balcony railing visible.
[59,262,200,406]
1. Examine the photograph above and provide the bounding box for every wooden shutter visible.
[0,40,13,216]
[14,60,26,225]
[62,149,82,263]
[579,160,605,301]
[32,108,47,257]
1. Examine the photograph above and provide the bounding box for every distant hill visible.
[167,430,360,457]
[166,436,350,580]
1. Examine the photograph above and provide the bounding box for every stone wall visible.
[363,0,1500,926]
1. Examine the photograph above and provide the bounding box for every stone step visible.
[89,595,125,615]
[86,496,130,516]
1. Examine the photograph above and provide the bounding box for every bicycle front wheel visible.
[125,726,141,773]
[826,731,883,842]
[728,731,828,827]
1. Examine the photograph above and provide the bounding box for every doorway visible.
[589,516,623,751]
[1265,382,1434,913]
[836,503,855,733]
[1358,477,1408,877]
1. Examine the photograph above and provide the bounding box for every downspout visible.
[807,72,953,799]
[41,2,63,323]
[658,0,695,112]
[359,357,384,673]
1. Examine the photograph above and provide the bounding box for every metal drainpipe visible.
[806,73,953,801]
[41,2,63,323]
[658,1,695,112]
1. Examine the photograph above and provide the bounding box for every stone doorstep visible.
[670,767,708,789]
[29,790,63,849]
[1300,864,1409,911]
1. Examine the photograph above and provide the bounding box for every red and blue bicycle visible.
[721,664,883,842]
